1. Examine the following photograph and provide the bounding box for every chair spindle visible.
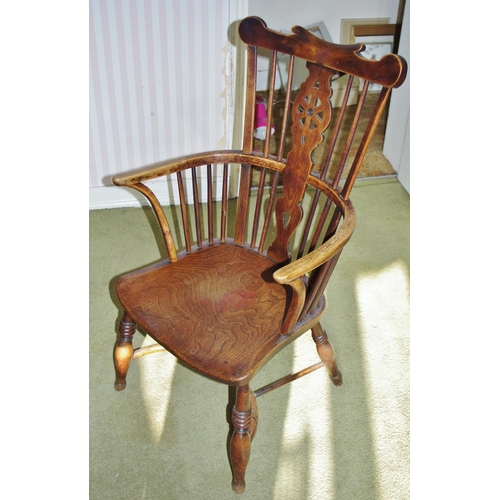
[277,55,295,161]
[331,79,370,190]
[207,164,213,245]
[221,163,228,242]
[191,167,202,248]
[177,171,191,254]
[263,51,278,158]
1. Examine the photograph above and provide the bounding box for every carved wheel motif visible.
[295,90,327,144]
[290,67,333,150]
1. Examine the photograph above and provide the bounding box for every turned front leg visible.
[230,385,253,493]
[311,323,343,386]
[114,313,136,391]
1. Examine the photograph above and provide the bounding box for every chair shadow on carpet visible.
[97,195,396,499]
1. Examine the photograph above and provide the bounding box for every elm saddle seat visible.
[118,243,291,385]
[112,16,407,494]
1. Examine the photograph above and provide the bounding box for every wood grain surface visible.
[117,244,290,385]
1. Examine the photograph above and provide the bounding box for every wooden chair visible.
[112,16,407,493]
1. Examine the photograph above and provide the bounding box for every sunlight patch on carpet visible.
[356,260,410,496]
[273,334,335,499]
[138,336,177,446]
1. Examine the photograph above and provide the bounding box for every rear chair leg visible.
[114,312,136,391]
[311,323,343,386]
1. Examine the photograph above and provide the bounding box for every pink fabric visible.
[254,97,275,136]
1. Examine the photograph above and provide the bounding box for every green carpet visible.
[89,177,410,499]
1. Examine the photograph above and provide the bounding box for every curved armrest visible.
[111,150,287,263]
[274,201,355,335]
[273,200,356,285]
[112,150,283,186]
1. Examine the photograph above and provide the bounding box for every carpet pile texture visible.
[90,177,409,499]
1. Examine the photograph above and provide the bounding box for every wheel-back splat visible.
[267,62,336,264]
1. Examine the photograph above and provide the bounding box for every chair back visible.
[233,16,407,318]
[113,16,407,327]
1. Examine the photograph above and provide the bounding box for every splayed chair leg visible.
[230,385,256,493]
[114,312,136,391]
[311,323,343,386]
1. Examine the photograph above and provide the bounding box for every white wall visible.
[383,0,410,193]
[90,0,407,209]
[248,0,400,44]
[89,0,249,209]
[90,0,232,189]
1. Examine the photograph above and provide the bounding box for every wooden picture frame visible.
[302,22,333,43]
[341,18,391,45]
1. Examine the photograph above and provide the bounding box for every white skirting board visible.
[90,185,155,210]
[90,175,232,210]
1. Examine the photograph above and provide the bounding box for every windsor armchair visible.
[112,16,407,493]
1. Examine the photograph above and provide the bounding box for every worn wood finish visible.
[229,385,253,493]
[117,244,289,385]
[254,361,325,398]
[113,313,136,391]
[311,322,343,386]
[111,16,407,493]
